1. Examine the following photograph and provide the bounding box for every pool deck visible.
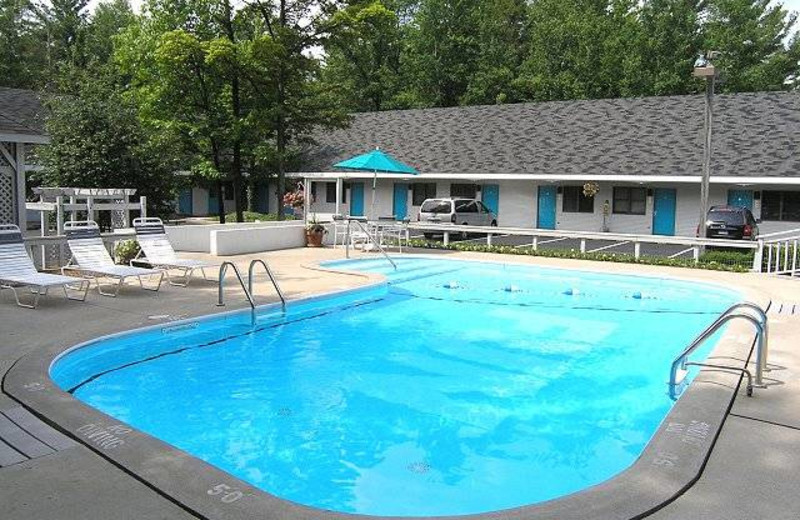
[1,247,798,519]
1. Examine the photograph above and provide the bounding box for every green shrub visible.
[114,239,141,265]
[402,239,751,273]
[221,212,295,223]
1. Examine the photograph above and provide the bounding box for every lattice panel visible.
[0,165,14,225]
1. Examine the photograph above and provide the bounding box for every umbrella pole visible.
[370,171,377,219]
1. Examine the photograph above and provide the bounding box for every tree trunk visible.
[223,0,245,223]
[216,180,226,224]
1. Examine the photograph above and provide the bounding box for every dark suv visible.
[702,205,759,240]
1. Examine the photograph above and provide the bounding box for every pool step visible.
[0,405,77,468]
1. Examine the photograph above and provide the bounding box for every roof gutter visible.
[289,172,800,185]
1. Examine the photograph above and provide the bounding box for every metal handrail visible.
[668,302,768,399]
[217,261,255,309]
[248,259,286,311]
[345,218,398,270]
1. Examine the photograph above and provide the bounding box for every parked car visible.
[418,198,497,239]
[700,205,759,240]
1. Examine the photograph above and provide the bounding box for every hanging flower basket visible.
[583,182,600,198]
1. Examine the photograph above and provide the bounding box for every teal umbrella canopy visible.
[334,148,418,175]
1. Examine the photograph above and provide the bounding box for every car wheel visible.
[490,220,497,227]
[423,233,435,240]
[460,223,470,240]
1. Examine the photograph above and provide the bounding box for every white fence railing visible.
[407,222,761,268]
[756,228,800,276]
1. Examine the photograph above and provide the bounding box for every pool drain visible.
[407,461,431,474]
[276,407,293,417]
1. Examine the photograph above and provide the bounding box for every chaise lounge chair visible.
[132,217,217,286]
[0,224,90,309]
[62,221,164,297]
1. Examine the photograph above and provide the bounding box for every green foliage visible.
[403,239,752,272]
[114,239,140,265]
[221,211,295,222]
[38,72,178,217]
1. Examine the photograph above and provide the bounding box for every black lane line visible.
[66,298,382,394]
[390,291,721,315]
[728,413,800,432]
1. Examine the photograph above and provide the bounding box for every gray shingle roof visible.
[0,87,46,137]
[299,91,800,178]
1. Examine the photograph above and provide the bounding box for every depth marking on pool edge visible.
[75,423,131,450]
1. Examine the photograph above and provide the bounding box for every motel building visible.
[274,91,799,238]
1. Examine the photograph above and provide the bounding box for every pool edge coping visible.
[2,257,769,520]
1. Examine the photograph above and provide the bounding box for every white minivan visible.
[417,198,497,238]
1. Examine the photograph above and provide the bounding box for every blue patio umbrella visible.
[334,148,418,218]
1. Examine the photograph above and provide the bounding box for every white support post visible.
[693,245,700,263]
[123,193,130,228]
[444,232,450,246]
[792,240,798,276]
[487,233,493,246]
[56,195,65,266]
[86,196,95,223]
[532,236,538,251]
[139,196,147,219]
[580,238,586,253]
[39,193,47,270]
[303,179,311,223]
[753,239,764,273]
[634,242,641,259]
[335,178,342,216]
[70,195,77,222]
[15,143,26,228]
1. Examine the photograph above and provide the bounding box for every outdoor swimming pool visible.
[51,257,739,516]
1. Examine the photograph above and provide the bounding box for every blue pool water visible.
[51,257,738,516]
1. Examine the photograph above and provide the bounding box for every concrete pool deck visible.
[0,247,798,519]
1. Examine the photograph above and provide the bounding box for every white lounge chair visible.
[132,217,216,286]
[62,221,164,297]
[0,224,90,309]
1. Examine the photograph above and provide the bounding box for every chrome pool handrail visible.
[668,302,768,399]
[345,217,397,270]
[217,261,255,309]
[248,259,286,311]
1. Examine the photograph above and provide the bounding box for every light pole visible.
[693,52,720,239]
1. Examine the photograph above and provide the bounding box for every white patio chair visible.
[132,217,216,286]
[63,221,164,297]
[0,224,90,309]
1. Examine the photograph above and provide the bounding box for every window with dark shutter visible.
[613,187,646,215]
[562,186,594,213]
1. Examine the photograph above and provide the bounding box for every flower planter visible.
[305,230,325,247]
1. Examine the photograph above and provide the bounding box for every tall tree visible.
[39,72,177,217]
[638,0,702,96]
[515,0,643,102]
[702,0,800,92]
[402,0,481,107]
[0,0,44,88]
[324,0,404,111]
[248,0,348,218]
[461,0,527,105]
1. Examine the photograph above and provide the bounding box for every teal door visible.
[350,182,365,217]
[537,186,557,229]
[727,189,754,210]
[482,184,500,216]
[652,188,677,236]
[208,189,219,216]
[178,188,193,214]
[255,183,269,214]
[393,183,408,219]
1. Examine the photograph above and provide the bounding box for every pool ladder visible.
[217,259,286,313]
[668,302,768,400]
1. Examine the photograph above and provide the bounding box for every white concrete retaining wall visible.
[209,223,307,256]
[166,222,305,253]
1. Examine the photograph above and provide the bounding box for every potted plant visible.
[305,214,327,247]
